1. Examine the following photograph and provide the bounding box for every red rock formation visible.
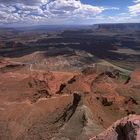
[90,115,140,140]
[0,59,140,140]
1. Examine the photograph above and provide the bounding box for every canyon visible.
[0,23,140,140]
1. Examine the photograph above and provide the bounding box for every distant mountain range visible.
[92,23,140,31]
[0,23,140,32]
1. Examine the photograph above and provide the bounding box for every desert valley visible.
[0,23,140,140]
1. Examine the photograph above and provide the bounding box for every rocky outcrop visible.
[0,59,140,140]
[90,115,140,140]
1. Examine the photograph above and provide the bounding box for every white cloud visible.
[0,0,49,5]
[0,0,106,24]
[46,0,104,17]
[129,0,140,16]
[134,0,140,3]
[0,0,125,25]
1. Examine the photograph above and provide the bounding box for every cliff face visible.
[90,115,140,140]
[0,59,140,140]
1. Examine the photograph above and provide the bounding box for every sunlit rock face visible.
[90,115,140,140]
[0,56,140,140]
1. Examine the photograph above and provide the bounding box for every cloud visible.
[0,0,138,25]
[0,0,106,25]
[129,0,140,16]
[92,13,140,24]
[0,0,49,5]
[134,0,140,3]
[46,0,103,17]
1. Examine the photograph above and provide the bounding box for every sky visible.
[0,0,140,26]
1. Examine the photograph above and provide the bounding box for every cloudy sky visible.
[0,0,140,26]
